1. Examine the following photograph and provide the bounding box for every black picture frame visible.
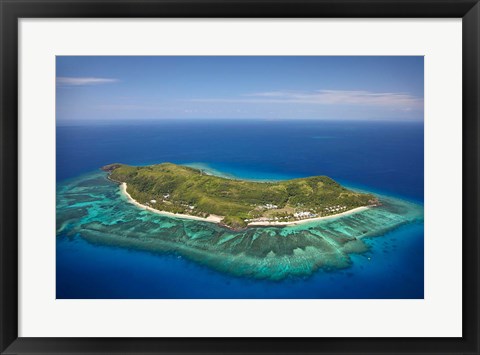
[1,1,479,354]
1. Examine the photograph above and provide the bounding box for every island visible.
[102,163,379,229]
[57,166,423,280]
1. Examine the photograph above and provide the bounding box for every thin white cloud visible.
[56,77,119,86]
[192,89,423,110]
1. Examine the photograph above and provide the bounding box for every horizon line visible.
[56,117,424,126]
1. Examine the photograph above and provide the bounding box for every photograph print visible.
[56,56,424,299]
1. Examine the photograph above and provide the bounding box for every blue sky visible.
[56,56,424,122]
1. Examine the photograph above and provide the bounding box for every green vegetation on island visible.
[103,163,379,229]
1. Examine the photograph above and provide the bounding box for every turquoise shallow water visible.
[57,221,423,298]
[57,166,424,297]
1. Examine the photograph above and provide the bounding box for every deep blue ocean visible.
[56,119,424,298]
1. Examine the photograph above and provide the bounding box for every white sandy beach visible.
[120,183,223,223]
[120,182,370,227]
[246,206,369,226]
